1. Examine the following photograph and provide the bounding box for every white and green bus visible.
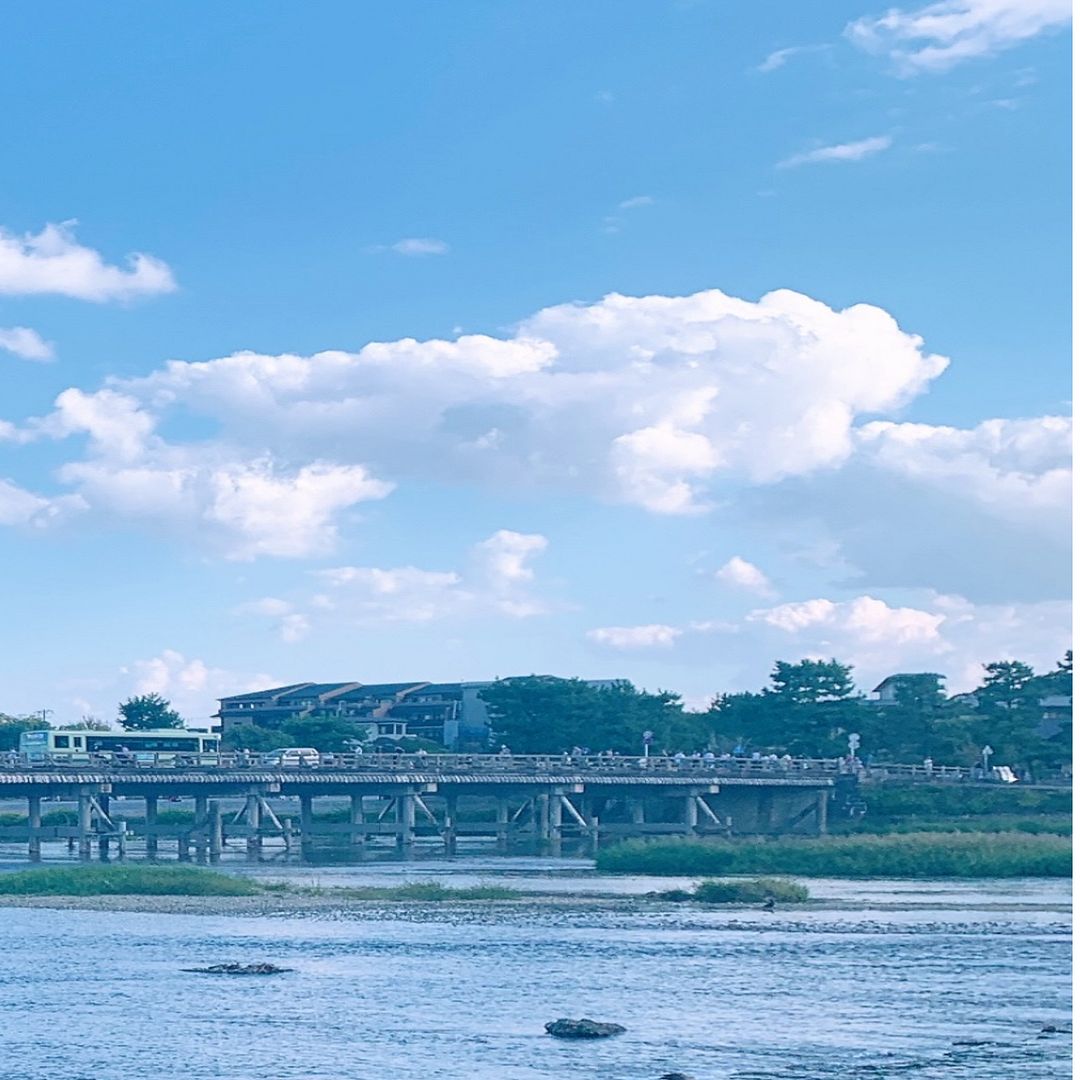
[18,729,220,765]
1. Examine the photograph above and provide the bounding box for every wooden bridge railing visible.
[0,750,1058,784]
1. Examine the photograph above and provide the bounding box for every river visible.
[0,859,1070,1080]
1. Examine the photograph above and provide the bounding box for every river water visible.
[0,859,1070,1080]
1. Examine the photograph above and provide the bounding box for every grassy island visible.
[595,832,1072,878]
[0,865,263,897]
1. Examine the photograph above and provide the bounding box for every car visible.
[266,747,320,768]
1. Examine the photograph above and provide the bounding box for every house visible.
[217,676,626,748]
[872,673,946,706]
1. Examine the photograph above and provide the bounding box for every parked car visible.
[265,747,320,768]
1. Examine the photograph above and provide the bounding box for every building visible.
[217,677,625,748]
[871,673,946,705]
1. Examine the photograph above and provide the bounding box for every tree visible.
[59,717,112,731]
[978,661,1035,712]
[766,659,861,756]
[118,693,183,731]
[0,714,48,752]
[222,713,373,753]
[481,676,692,754]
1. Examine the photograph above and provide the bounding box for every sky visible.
[0,0,1071,725]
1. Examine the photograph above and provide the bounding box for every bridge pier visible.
[396,792,416,853]
[683,793,699,834]
[77,791,93,861]
[245,791,261,859]
[27,795,41,861]
[193,795,208,861]
[208,799,223,862]
[442,794,458,855]
[145,795,158,858]
[300,795,314,860]
[495,796,510,853]
[350,793,366,850]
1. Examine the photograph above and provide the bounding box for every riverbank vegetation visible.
[596,833,1072,878]
[664,878,809,904]
[0,865,262,896]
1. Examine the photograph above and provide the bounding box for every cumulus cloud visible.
[716,556,775,596]
[856,415,1071,532]
[641,592,1071,693]
[122,649,277,723]
[0,478,85,527]
[236,529,554,632]
[778,135,893,168]
[587,624,683,649]
[3,286,951,536]
[0,222,176,301]
[0,326,54,361]
[846,0,1071,74]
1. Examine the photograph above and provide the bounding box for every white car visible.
[268,747,320,768]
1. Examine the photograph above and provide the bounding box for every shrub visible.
[692,877,808,903]
[595,832,1072,878]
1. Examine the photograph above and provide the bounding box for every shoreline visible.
[0,892,1070,917]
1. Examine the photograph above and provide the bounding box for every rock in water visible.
[184,962,292,975]
[544,1018,626,1039]
[660,1073,696,1079]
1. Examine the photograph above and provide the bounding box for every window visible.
[54,735,70,749]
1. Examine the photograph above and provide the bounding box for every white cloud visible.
[390,237,449,257]
[272,529,555,629]
[618,195,654,210]
[778,135,893,169]
[750,594,946,644]
[0,326,54,361]
[0,222,176,301]
[846,0,1071,74]
[122,649,277,724]
[856,415,1071,533]
[716,556,775,596]
[757,44,830,72]
[4,286,951,535]
[587,624,683,649]
[0,478,85,527]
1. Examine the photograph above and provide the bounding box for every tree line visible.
[479,654,1072,774]
[0,655,1072,775]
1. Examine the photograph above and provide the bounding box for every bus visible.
[18,729,220,765]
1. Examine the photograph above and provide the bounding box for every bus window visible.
[200,739,218,753]
[73,736,84,748]
[54,735,70,749]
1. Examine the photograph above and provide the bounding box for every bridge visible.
[0,752,841,861]
[1,750,1057,862]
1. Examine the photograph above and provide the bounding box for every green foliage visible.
[0,865,261,896]
[836,814,1071,836]
[0,715,46,751]
[118,693,183,731]
[708,659,860,756]
[481,676,696,754]
[223,713,371,752]
[692,877,809,903]
[859,784,1071,818]
[294,881,520,901]
[595,832,1072,878]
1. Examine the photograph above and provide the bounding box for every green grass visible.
[692,877,808,903]
[0,865,262,896]
[291,880,521,901]
[596,832,1073,878]
[834,814,1072,837]
[860,786,1072,818]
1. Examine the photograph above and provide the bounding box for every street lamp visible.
[981,744,994,776]
[642,729,654,759]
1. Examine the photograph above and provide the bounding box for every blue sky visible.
[0,1,1071,724]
